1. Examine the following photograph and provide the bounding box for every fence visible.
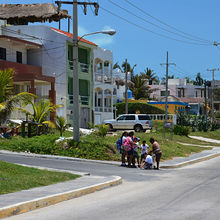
[148,114,177,125]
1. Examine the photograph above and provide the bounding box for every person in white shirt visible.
[140,140,149,165]
[143,153,153,169]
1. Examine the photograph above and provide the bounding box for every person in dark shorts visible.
[149,138,162,170]
[132,137,140,168]
[123,131,136,168]
[120,131,128,166]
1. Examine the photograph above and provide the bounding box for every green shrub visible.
[94,124,108,137]
[114,102,165,116]
[173,125,190,136]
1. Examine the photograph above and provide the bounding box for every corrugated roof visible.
[51,27,97,46]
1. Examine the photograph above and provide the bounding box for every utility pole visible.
[160,51,175,123]
[125,59,128,114]
[207,68,220,122]
[55,1,99,142]
[204,80,208,127]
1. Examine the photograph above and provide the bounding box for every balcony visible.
[95,106,103,112]
[69,95,89,106]
[68,61,89,73]
[95,72,103,82]
[0,60,42,78]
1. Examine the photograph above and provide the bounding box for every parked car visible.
[104,114,153,132]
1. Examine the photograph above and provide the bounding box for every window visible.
[68,77,73,94]
[78,48,88,64]
[124,115,135,120]
[138,115,151,120]
[16,51,22,63]
[161,91,170,96]
[68,45,73,61]
[117,116,125,121]
[0,47,6,60]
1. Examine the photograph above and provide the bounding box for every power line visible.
[100,6,210,46]
[108,0,212,45]
[124,0,213,45]
[1,27,66,45]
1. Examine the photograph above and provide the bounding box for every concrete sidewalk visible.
[0,174,122,218]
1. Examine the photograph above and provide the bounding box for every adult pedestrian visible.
[120,131,128,167]
[123,131,136,168]
[149,138,162,170]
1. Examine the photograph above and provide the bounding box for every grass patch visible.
[0,127,215,162]
[0,160,80,195]
[130,132,211,161]
[191,129,220,140]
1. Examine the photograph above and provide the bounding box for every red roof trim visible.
[51,27,97,46]
[0,35,42,47]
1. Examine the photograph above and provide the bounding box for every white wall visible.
[4,25,68,118]
[0,40,27,64]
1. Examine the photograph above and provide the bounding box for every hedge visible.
[114,102,166,116]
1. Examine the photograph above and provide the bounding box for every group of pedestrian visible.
[117,131,162,170]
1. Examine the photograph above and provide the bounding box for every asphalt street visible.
[1,153,220,220]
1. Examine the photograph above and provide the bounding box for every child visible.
[132,137,140,168]
[143,153,153,169]
[140,140,149,165]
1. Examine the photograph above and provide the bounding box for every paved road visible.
[1,153,220,220]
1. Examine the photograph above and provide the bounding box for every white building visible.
[150,78,205,101]
[93,47,115,124]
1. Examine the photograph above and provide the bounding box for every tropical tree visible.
[56,115,69,137]
[193,72,203,86]
[130,74,151,100]
[140,68,158,85]
[19,99,62,128]
[113,61,137,79]
[0,68,35,125]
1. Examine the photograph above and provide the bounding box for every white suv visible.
[104,114,153,132]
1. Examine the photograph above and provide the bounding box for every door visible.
[80,107,90,128]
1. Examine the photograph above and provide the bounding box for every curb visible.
[160,152,220,169]
[0,150,121,166]
[0,176,122,219]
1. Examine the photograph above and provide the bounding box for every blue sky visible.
[2,0,220,80]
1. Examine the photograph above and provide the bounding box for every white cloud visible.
[92,36,114,46]
[78,25,88,36]
[78,25,115,47]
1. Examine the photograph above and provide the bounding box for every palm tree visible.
[140,68,157,85]
[193,72,203,86]
[113,61,137,79]
[56,115,69,137]
[0,68,35,125]
[18,99,62,128]
[130,75,151,100]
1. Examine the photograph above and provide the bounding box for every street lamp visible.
[72,29,116,142]
[78,30,116,42]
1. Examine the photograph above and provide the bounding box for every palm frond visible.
[42,120,56,129]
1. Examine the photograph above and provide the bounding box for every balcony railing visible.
[68,61,89,73]
[69,95,89,105]
[0,60,42,76]
[95,73,103,82]
[104,107,112,112]
[95,107,103,112]
[81,96,89,105]
[104,75,112,83]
